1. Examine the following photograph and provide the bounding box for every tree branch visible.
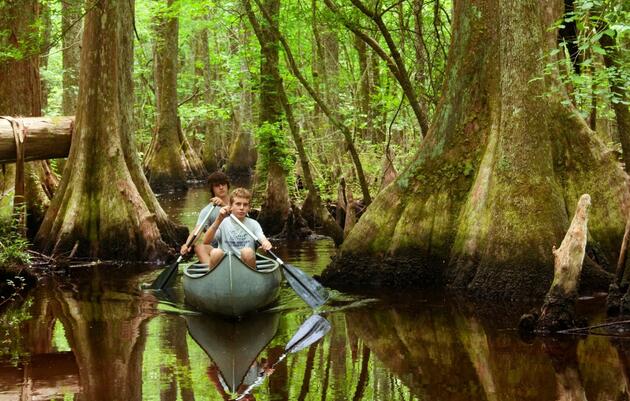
[250,0,372,205]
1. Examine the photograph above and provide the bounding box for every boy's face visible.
[212,182,228,198]
[230,196,251,220]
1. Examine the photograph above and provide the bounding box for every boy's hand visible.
[180,244,191,255]
[259,239,272,251]
[210,197,225,206]
[217,205,230,222]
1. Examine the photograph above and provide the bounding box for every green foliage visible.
[0,297,32,365]
[254,120,295,178]
[0,1,47,64]
[544,0,629,119]
[0,217,31,268]
[39,0,453,205]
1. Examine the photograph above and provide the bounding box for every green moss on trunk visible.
[35,0,185,261]
[323,0,628,300]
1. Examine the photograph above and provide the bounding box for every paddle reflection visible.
[185,312,331,400]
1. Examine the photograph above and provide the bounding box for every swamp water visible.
[0,187,623,400]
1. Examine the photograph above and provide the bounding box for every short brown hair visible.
[207,171,230,195]
[230,187,252,203]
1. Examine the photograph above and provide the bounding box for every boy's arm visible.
[180,228,200,255]
[202,206,230,245]
[253,222,272,250]
[182,203,215,254]
[258,236,272,251]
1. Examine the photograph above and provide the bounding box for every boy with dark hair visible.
[180,171,231,256]
[198,187,272,270]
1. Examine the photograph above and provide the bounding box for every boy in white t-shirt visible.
[199,188,272,270]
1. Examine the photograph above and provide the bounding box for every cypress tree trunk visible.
[598,22,630,173]
[354,35,374,141]
[62,0,82,115]
[35,0,185,260]
[323,0,628,300]
[0,0,57,236]
[143,0,206,191]
[246,0,290,235]
[225,21,256,188]
[193,22,222,173]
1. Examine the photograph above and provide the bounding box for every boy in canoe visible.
[198,187,272,270]
[180,171,231,256]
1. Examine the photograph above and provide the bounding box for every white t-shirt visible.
[195,204,221,230]
[215,217,264,257]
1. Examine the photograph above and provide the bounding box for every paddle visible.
[235,314,331,400]
[149,205,216,290]
[228,214,329,308]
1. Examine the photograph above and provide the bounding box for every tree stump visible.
[537,194,591,332]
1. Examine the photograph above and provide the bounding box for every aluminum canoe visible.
[183,253,282,317]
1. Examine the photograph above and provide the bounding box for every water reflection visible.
[0,186,627,400]
[186,312,280,396]
[343,301,627,401]
[0,266,627,400]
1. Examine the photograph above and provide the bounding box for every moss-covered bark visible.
[143,0,206,191]
[35,0,185,260]
[245,0,291,234]
[225,20,256,188]
[323,0,629,299]
[0,0,58,236]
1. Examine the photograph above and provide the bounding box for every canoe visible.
[183,252,283,317]
[185,312,280,393]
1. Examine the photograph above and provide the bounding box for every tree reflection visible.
[5,272,630,401]
[342,303,630,401]
[50,269,155,401]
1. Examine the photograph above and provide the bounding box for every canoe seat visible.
[186,263,210,279]
[184,254,278,278]
[255,259,277,272]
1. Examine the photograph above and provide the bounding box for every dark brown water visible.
[0,187,625,400]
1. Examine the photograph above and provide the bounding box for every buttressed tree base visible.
[322,0,629,300]
[35,0,185,260]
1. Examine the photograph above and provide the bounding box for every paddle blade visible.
[286,314,331,353]
[148,259,181,290]
[282,263,329,308]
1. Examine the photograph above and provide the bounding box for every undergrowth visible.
[0,217,31,268]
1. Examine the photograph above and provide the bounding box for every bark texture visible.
[61,0,82,115]
[35,0,185,260]
[322,0,629,299]
[536,194,590,332]
[143,0,206,191]
[0,116,73,163]
[246,0,290,235]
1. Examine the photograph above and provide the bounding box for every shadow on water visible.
[0,187,628,400]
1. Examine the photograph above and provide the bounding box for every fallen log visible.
[0,116,74,163]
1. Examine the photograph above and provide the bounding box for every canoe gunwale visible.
[183,252,280,279]
[182,252,283,317]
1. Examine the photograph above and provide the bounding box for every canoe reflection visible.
[185,312,280,396]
